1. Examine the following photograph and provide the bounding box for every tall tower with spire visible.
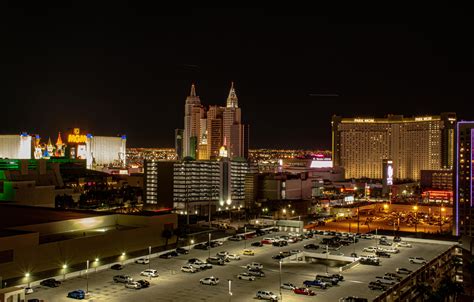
[226,82,238,108]
[183,84,204,158]
[223,82,242,158]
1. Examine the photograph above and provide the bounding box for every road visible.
[25,231,453,302]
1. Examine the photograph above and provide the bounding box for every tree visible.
[162,229,173,248]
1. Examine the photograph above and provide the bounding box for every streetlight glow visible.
[413,205,418,211]
[121,252,126,256]
[25,273,30,278]
[62,264,68,269]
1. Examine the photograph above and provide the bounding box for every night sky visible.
[2,5,473,149]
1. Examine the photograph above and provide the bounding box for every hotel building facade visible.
[332,113,456,180]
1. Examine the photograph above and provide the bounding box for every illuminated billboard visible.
[310,158,333,168]
[386,161,393,185]
[68,128,87,144]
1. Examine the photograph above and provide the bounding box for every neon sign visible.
[68,128,87,143]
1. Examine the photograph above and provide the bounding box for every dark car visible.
[272,254,285,260]
[136,280,150,288]
[360,257,380,266]
[194,243,210,250]
[350,252,358,258]
[393,236,401,242]
[111,264,124,270]
[251,241,263,247]
[368,281,387,290]
[315,274,339,285]
[67,290,85,299]
[40,278,61,288]
[247,268,265,277]
[330,274,344,281]
[159,251,178,259]
[272,240,288,247]
[255,229,266,236]
[376,251,391,258]
[176,247,189,254]
[379,240,392,246]
[304,243,320,250]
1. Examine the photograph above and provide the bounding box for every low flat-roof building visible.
[0,204,177,283]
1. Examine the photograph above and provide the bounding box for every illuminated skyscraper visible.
[454,121,474,236]
[332,113,456,180]
[183,84,204,158]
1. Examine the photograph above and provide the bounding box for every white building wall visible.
[87,136,126,168]
[0,135,32,159]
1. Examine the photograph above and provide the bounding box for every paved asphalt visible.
[25,231,452,302]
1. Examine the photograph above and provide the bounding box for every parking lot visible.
[25,230,454,302]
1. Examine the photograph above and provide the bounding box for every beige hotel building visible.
[332,113,456,180]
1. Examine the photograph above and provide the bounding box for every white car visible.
[363,246,378,253]
[227,254,241,260]
[289,249,302,255]
[256,290,279,300]
[200,276,219,285]
[380,247,400,254]
[141,269,159,277]
[280,283,296,290]
[125,281,142,289]
[246,262,263,270]
[181,265,197,273]
[237,273,256,281]
[375,276,397,285]
[409,257,427,264]
[25,287,34,294]
[216,251,229,257]
[364,234,375,239]
[397,242,413,248]
[135,258,150,264]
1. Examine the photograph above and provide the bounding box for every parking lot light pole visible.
[325,244,329,274]
[244,226,247,249]
[228,279,232,302]
[86,260,89,294]
[208,233,211,260]
[148,246,152,277]
[279,260,283,301]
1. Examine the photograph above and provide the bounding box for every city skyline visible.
[2,6,473,149]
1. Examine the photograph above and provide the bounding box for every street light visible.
[148,246,152,275]
[228,279,232,302]
[413,205,418,233]
[86,260,89,294]
[208,233,212,260]
[279,260,283,301]
[440,206,446,233]
[25,273,30,288]
[62,264,68,281]
[244,226,247,249]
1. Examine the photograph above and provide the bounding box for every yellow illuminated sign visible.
[353,118,375,123]
[68,128,87,143]
[415,116,433,121]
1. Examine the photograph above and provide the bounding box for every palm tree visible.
[416,282,437,301]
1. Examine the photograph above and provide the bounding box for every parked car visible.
[113,275,133,283]
[304,243,319,250]
[195,243,210,250]
[243,249,255,256]
[375,251,391,258]
[379,240,392,246]
[227,254,241,260]
[176,247,189,254]
[397,242,412,248]
[280,283,296,290]
[409,257,427,264]
[272,254,285,260]
[212,240,224,246]
[159,251,178,259]
[396,267,413,275]
[141,269,159,277]
[135,258,150,264]
[261,238,274,244]
[393,236,401,242]
[216,251,229,257]
[246,262,263,270]
[207,257,225,265]
[380,247,400,254]
[228,235,244,241]
[329,273,344,281]
[294,287,316,296]
[339,297,368,302]
[256,290,278,301]
[384,273,402,281]
[303,279,327,289]
[67,290,85,299]
[375,276,397,285]
[237,272,256,281]
[136,280,150,288]
[360,257,380,265]
[363,246,378,253]
[110,264,124,270]
[251,241,263,247]
[181,265,197,273]
[289,249,302,255]
[40,278,61,288]
[315,274,339,285]
[125,281,142,289]
[25,287,34,294]
[200,276,219,285]
[368,281,387,290]
[247,268,265,277]
[272,240,288,247]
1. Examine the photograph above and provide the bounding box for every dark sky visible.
[1,5,473,149]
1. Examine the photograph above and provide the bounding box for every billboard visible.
[310,158,333,168]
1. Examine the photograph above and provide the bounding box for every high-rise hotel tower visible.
[332,113,456,180]
[178,83,249,160]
